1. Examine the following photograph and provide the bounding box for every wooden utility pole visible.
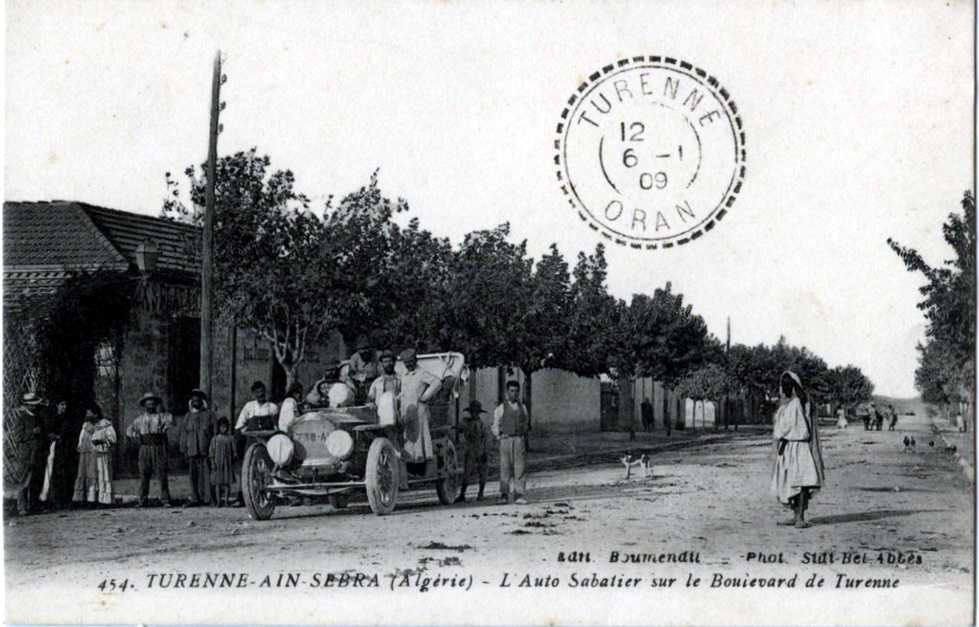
[725,316,731,353]
[201,50,222,400]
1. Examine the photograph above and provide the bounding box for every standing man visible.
[398,348,442,467]
[180,389,215,507]
[127,392,173,507]
[888,404,899,431]
[455,400,490,502]
[492,380,529,505]
[7,393,45,515]
[235,381,278,506]
[367,351,401,401]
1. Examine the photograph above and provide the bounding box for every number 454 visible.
[97,578,131,592]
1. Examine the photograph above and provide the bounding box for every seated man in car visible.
[346,338,380,404]
[308,361,357,408]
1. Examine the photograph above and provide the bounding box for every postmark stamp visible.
[555,56,746,249]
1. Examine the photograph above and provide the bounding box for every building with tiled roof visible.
[3,200,344,476]
[3,201,199,309]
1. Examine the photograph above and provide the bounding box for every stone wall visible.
[456,367,601,434]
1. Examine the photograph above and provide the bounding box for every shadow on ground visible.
[809,508,946,526]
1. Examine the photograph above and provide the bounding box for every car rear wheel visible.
[365,437,399,515]
[242,443,276,521]
[435,439,462,505]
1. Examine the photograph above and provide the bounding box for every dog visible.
[620,454,651,479]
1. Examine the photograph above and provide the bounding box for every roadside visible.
[99,425,768,503]
[5,409,973,625]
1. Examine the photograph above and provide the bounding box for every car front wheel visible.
[365,437,399,515]
[242,443,276,521]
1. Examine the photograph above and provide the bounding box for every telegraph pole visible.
[201,51,223,400]
[725,316,731,354]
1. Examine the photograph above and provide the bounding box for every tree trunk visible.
[523,367,533,452]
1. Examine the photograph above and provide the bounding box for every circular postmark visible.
[555,56,745,249]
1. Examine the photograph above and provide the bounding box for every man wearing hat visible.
[346,337,380,404]
[6,393,46,515]
[398,348,442,466]
[180,389,215,506]
[126,392,174,507]
[455,400,490,502]
[367,350,400,401]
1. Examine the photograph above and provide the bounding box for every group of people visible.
[126,389,237,508]
[7,393,120,515]
[850,402,898,431]
[8,342,534,514]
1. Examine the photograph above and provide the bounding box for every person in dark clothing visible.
[7,393,46,515]
[641,398,654,432]
[38,400,74,510]
[455,401,490,502]
[180,389,216,506]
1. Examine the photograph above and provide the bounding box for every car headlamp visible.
[266,433,294,466]
[325,430,354,460]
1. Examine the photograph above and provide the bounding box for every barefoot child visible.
[209,418,237,507]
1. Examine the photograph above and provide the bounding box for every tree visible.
[675,363,736,403]
[617,282,715,386]
[362,216,453,353]
[163,150,403,387]
[443,223,533,372]
[566,244,622,378]
[888,191,976,418]
[823,365,874,410]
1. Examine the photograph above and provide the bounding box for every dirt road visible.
[5,412,974,625]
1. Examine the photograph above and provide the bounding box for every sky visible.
[4,1,975,397]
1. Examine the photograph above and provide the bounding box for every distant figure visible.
[867,403,879,431]
[910,437,916,451]
[858,403,871,431]
[903,435,911,452]
[835,406,848,429]
[771,371,825,529]
[888,404,898,431]
[955,412,966,433]
[641,398,654,432]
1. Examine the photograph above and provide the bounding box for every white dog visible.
[620,453,651,479]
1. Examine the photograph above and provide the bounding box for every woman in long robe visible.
[91,414,116,506]
[771,370,825,528]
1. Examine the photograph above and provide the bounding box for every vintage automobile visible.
[239,352,467,520]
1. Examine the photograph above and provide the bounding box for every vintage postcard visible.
[2,1,975,625]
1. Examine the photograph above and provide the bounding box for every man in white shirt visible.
[235,381,279,432]
[234,380,278,506]
[492,380,530,505]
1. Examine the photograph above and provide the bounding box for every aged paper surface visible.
[2,1,975,625]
